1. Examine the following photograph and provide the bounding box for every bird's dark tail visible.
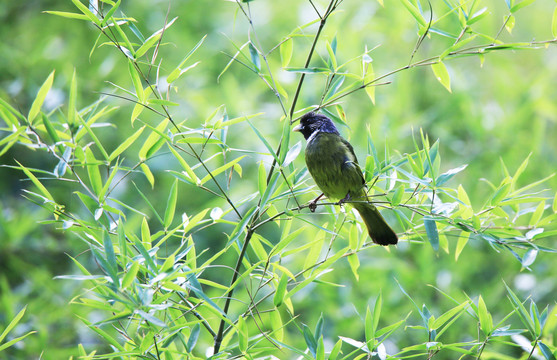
[352,202,398,246]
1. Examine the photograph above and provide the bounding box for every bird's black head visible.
[293,112,339,140]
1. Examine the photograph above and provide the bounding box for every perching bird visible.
[293,112,398,246]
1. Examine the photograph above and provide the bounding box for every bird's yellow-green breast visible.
[305,132,366,201]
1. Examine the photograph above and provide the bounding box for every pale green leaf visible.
[280,38,293,68]
[16,161,54,202]
[199,155,246,185]
[431,62,451,92]
[164,179,178,229]
[109,125,145,161]
[28,70,55,125]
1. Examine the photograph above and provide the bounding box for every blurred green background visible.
[1,0,556,358]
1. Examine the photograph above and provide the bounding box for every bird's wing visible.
[340,138,366,186]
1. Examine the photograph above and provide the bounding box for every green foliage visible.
[1,0,557,359]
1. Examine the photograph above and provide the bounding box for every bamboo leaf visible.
[553,7,557,38]
[199,155,246,185]
[431,62,451,92]
[478,295,493,335]
[280,38,293,68]
[248,42,261,71]
[109,125,145,161]
[68,69,78,126]
[121,261,139,289]
[85,147,103,196]
[138,119,169,160]
[15,161,54,202]
[28,70,55,125]
[273,273,288,307]
[511,0,536,13]
[43,11,90,20]
[400,0,427,27]
[424,216,440,251]
[70,0,101,25]
[164,179,178,229]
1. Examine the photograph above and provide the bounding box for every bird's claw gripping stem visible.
[308,193,324,213]
[337,192,351,206]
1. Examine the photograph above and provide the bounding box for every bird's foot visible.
[308,201,317,212]
[308,193,324,213]
[337,193,351,206]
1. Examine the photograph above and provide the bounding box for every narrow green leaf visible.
[147,99,179,107]
[257,161,266,196]
[227,206,257,247]
[77,316,126,351]
[282,141,302,167]
[140,163,154,188]
[138,118,169,160]
[278,116,291,165]
[303,324,318,358]
[77,112,110,160]
[186,323,201,352]
[326,40,337,70]
[347,254,360,281]
[364,61,376,105]
[506,15,516,33]
[0,306,28,343]
[467,8,489,25]
[128,60,144,102]
[68,69,78,126]
[505,283,536,335]
[455,233,471,261]
[0,331,36,352]
[169,146,199,184]
[233,315,248,352]
[41,113,60,147]
[164,179,178,229]
[432,301,469,331]
[431,62,451,92]
[478,295,492,335]
[16,161,54,202]
[372,292,382,336]
[329,340,343,360]
[436,164,468,186]
[365,306,374,348]
[135,33,162,59]
[100,0,121,26]
[274,274,288,307]
[511,0,536,13]
[70,0,101,25]
[109,125,145,162]
[121,261,139,289]
[539,341,557,360]
[85,147,103,196]
[424,217,439,251]
[400,0,427,27]
[522,249,538,268]
[199,155,246,185]
[248,42,261,71]
[280,38,293,68]
[43,11,90,20]
[141,216,151,249]
[490,182,511,205]
[530,201,545,226]
[391,186,404,206]
[28,70,55,125]
[552,7,557,38]
[284,67,330,74]
[168,35,206,82]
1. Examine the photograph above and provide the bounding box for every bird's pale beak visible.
[292,124,302,132]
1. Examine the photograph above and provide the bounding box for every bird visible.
[293,111,398,246]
